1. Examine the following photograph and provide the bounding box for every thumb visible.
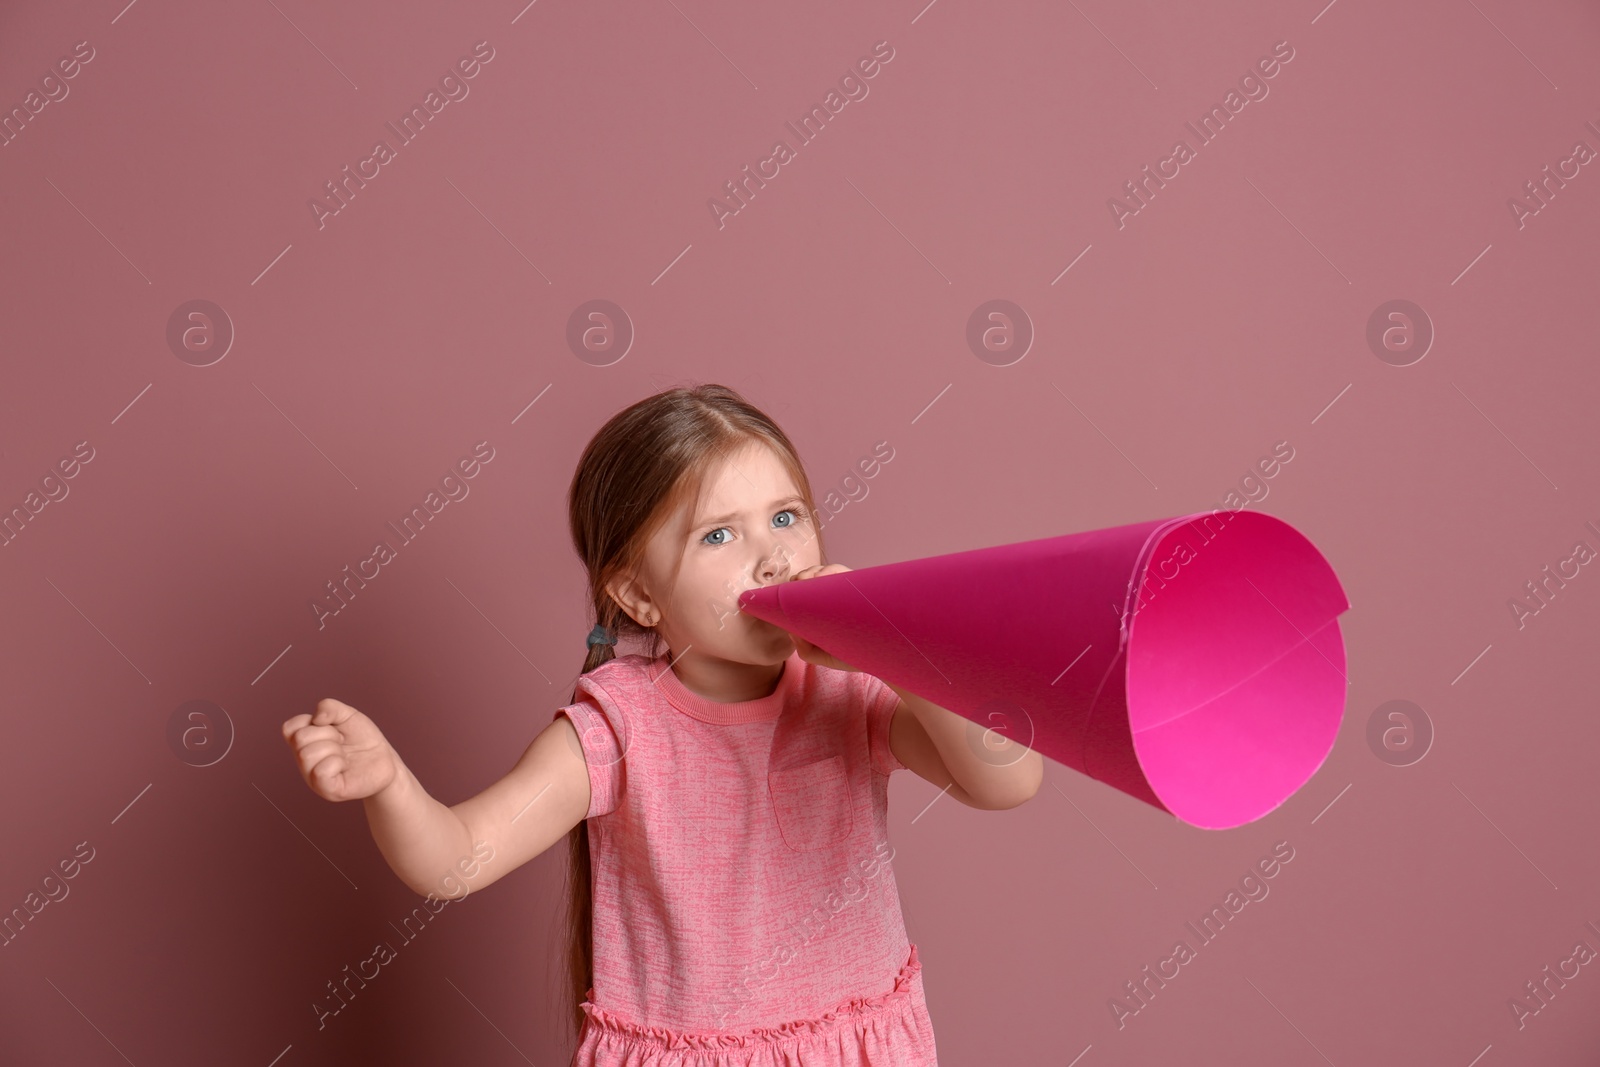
[312,698,355,727]
[794,634,855,673]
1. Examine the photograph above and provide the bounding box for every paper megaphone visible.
[738,510,1350,830]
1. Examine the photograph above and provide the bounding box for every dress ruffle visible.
[571,943,937,1066]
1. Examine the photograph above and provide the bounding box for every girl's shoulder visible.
[573,652,663,707]
[582,651,658,683]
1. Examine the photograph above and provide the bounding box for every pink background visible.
[2,0,1598,1063]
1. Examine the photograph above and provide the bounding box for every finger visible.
[296,749,341,794]
[796,636,848,673]
[281,714,311,742]
[311,698,355,727]
[296,738,346,772]
[292,724,341,750]
[307,752,349,796]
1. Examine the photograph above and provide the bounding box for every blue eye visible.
[701,507,807,546]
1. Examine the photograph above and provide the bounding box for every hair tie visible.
[586,623,617,649]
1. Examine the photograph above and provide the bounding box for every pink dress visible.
[552,649,939,1066]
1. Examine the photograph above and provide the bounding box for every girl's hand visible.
[281,699,399,802]
[788,564,859,673]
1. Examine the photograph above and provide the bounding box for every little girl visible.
[282,383,1043,1066]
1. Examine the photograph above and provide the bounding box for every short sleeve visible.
[858,671,906,777]
[553,691,626,819]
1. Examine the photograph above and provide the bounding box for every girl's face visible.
[622,440,821,667]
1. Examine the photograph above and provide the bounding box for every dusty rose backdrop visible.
[2,0,1598,1063]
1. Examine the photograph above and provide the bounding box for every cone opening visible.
[1123,511,1349,828]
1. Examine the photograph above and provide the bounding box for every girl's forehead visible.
[703,446,793,496]
[690,478,802,524]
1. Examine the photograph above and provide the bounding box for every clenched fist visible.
[281,698,399,803]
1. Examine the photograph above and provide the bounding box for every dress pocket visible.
[767,754,854,852]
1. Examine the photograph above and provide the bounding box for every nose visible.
[757,543,792,585]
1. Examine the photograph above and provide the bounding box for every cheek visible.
[786,524,822,562]
[686,559,752,607]
[802,540,825,569]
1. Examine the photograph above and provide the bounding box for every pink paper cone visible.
[737,510,1350,829]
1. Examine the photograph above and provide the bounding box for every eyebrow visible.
[693,494,806,530]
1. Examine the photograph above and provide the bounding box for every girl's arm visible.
[285,699,591,898]
[887,686,1044,810]
[361,753,479,897]
[364,718,593,898]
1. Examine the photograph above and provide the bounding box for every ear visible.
[604,573,656,628]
